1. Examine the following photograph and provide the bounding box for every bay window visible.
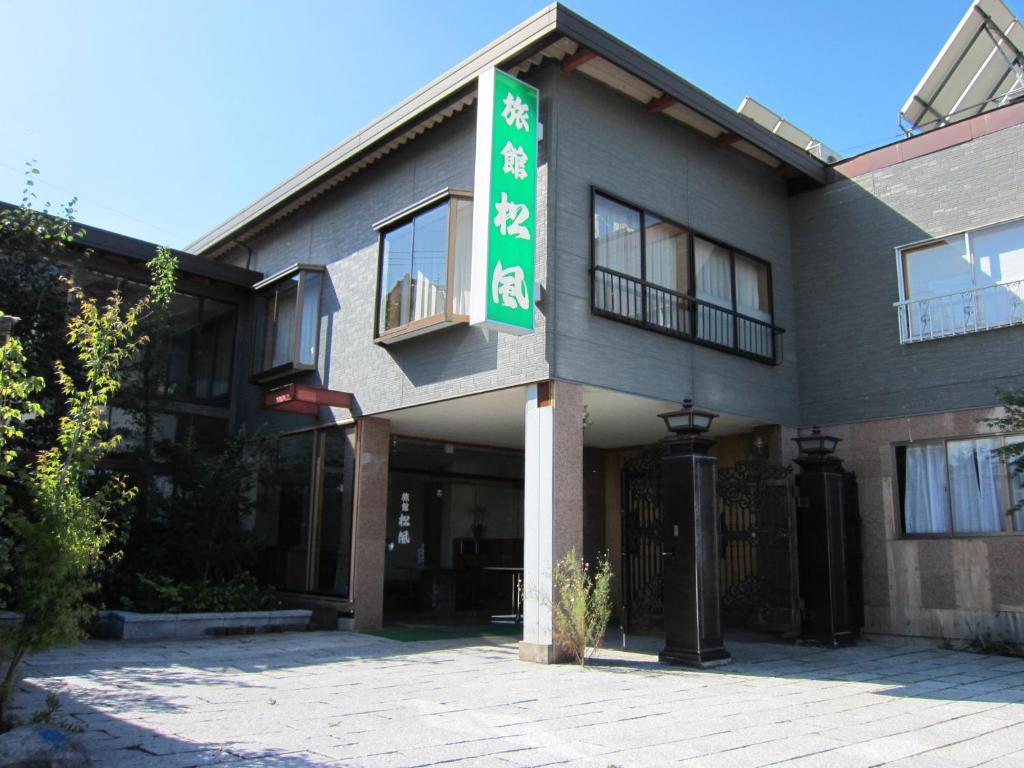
[253,264,324,381]
[896,217,1024,342]
[896,434,1024,535]
[374,189,472,342]
[592,189,778,362]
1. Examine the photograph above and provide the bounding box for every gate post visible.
[657,403,730,668]
[792,428,855,647]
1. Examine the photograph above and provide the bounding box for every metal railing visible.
[592,266,779,363]
[894,280,1024,343]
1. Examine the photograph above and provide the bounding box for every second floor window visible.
[896,217,1024,343]
[253,265,323,381]
[375,190,472,341]
[592,190,776,362]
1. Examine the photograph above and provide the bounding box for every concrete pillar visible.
[520,380,583,663]
[351,416,390,630]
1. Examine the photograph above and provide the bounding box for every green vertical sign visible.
[470,67,538,334]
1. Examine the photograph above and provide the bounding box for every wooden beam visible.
[561,47,597,73]
[645,94,676,114]
[775,163,794,178]
[715,132,741,147]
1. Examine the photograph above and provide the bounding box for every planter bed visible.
[98,609,313,640]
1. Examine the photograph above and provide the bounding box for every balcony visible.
[592,266,781,364]
[894,280,1024,343]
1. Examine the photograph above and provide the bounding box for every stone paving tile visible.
[11,632,1024,767]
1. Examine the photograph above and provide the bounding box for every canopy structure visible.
[901,0,1024,133]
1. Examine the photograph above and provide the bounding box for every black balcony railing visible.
[592,266,780,363]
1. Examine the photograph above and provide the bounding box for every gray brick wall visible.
[791,124,1024,426]
[223,80,552,428]
[548,68,801,426]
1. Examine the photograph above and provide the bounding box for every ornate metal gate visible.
[620,450,663,633]
[621,451,799,636]
[718,460,799,633]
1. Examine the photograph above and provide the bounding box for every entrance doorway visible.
[383,439,524,625]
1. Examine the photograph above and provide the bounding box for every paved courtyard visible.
[11,630,1024,767]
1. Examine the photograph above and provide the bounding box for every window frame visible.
[894,432,1024,538]
[252,263,325,383]
[589,187,780,364]
[372,188,473,344]
[894,214,1024,343]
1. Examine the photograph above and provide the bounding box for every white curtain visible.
[735,257,770,321]
[645,221,686,331]
[947,438,1004,533]
[904,443,950,533]
[451,199,473,316]
[593,196,642,319]
[694,238,733,346]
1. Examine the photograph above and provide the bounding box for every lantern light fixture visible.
[658,398,718,436]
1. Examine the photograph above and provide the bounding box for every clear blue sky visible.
[0,0,980,249]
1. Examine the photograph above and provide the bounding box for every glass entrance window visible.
[255,431,315,593]
[254,426,356,597]
[312,428,356,596]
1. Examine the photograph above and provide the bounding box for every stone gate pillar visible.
[659,425,730,667]
[792,429,855,647]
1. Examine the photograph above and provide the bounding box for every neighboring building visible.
[20,1,1023,653]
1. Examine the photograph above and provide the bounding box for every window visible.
[896,435,1024,535]
[76,268,237,403]
[253,265,323,381]
[374,190,472,341]
[896,218,1024,342]
[254,427,355,597]
[591,190,777,362]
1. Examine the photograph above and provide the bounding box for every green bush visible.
[122,572,280,614]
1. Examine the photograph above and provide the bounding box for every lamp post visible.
[792,426,855,647]
[657,399,731,667]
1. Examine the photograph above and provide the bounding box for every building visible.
[22,1,1024,656]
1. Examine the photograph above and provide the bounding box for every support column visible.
[659,435,731,667]
[521,381,583,663]
[351,416,390,631]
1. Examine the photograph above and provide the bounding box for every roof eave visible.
[189,2,827,256]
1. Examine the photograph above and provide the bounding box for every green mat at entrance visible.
[366,624,522,642]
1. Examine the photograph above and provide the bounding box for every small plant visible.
[29,693,82,733]
[550,548,613,667]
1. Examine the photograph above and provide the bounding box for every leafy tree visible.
[0,243,177,729]
[0,165,85,452]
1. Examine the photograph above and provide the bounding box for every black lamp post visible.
[657,399,731,667]
[792,426,855,647]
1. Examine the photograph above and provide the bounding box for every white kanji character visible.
[400,492,410,503]
[493,192,531,240]
[397,530,410,545]
[501,92,530,131]
[492,260,529,310]
[500,141,528,180]
[398,513,410,528]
